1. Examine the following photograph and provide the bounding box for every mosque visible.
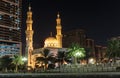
[25,5,66,69]
[25,5,105,69]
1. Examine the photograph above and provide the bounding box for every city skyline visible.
[22,0,120,49]
[0,0,120,75]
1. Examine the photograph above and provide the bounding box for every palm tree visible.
[67,43,86,64]
[36,48,55,70]
[0,55,12,72]
[12,55,24,72]
[57,51,65,65]
[107,39,120,61]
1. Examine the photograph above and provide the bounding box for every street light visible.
[88,58,96,64]
[22,57,27,71]
[22,57,27,62]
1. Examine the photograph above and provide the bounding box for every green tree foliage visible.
[12,55,24,72]
[107,39,120,60]
[67,43,86,64]
[0,56,12,72]
[57,51,65,65]
[36,48,55,70]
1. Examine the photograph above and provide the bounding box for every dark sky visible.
[22,0,120,50]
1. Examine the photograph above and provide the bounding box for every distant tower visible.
[25,4,34,68]
[56,12,62,48]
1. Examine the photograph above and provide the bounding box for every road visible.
[0,72,120,77]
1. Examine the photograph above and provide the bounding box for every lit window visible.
[15,0,18,3]
[17,27,20,30]
[0,15,2,20]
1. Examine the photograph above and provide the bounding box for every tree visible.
[107,39,120,61]
[67,43,86,64]
[12,55,24,72]
[0,56,12,72]
[57,51,65,65]
[36,48,55,70]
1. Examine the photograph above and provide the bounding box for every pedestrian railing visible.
[56,63,120,73]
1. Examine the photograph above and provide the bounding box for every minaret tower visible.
[56,12,62,48]
[25,4,34,68]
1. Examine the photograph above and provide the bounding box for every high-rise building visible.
[0,0,22,57]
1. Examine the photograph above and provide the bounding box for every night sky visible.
[22,0,120,51]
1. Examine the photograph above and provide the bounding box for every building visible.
[94,45,107,62]
[25,5,108,69]
[0,0,22,57]
[85,38,95,57]
[63,29,86,48]
[95,45,102,62]
[25,5,34,68]
[63,29,96,58]
[25,5,63,69]
[44,12,62,48]
[63,30,108,61]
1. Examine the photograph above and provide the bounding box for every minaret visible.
[25,4,34,68]
[56,12,62,48]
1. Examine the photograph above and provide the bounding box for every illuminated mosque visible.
[25,5,105,69]
[44,12,62,48]
[25,5,64,69]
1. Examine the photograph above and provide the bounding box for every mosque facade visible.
[25,5,64,69]
[25,5,107,69]
[44,11,62,48]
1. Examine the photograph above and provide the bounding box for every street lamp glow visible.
[88,58,96,64]
[74,51,82,57]
[22,57,27,62]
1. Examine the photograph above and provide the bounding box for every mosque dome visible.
[44,37,58,48]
